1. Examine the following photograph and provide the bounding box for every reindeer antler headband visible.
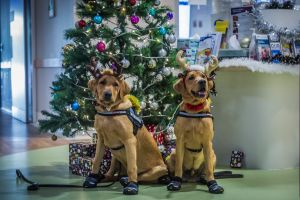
[176,50,219,77]
[86,56,124,79]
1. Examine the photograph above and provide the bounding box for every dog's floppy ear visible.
[119,80,131,98]
[208,79,214,90]
[173,79,186,95]
[88,79,97,95]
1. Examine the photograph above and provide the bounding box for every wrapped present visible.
[69,156,111,177]
[69,142,112,159]
[161,145,175,161]
[145,124,156,133]
[103,146,112,159]
[155,132,164,146]
[230,150,244,168]
[69,141,112,177]
[69,142,96,158]
[145,124,164,145]
[164,126,176,146]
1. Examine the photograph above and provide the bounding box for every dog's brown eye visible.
[99,80,106,85]
[188,76,195,80]
[113,82,119,87]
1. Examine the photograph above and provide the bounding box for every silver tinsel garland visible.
[250,0,300,38]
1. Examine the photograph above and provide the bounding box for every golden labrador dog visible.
[83,60,169,195]
[166,51,224,194]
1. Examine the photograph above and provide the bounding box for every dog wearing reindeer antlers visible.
[166,50,224,194]
[83,57,169,195]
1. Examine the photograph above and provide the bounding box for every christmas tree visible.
[39,0,180,137]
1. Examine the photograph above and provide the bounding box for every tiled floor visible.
[0,111,69,156]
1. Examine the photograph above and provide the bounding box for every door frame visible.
[24,0,33,122]
[0,3,2,110]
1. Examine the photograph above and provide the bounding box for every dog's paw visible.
[83,173,100,188]
[167,176,182,191]
[119,177,129,187]
[123,182,138,195]
[207,180,224,194]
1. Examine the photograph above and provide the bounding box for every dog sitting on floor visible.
[166,50,224,194]
[83,57,169,195]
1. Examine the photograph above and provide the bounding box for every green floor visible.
[0,145,298,200]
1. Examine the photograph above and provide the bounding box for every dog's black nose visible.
[104,92,112,101]
[198,79,206,86]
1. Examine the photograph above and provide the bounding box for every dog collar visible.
[184,102,205,112]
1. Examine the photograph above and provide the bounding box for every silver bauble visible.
[113,27,122,36]
[158,144,165,152]
[162,67,171,76]
[150,102,159,110]
[148,94,154,100]
[158,48,167,57]
[166,33,176,44]
[154,0,161,6]
[240,37,251,48]
[96,61,103,70]
[156,74,163,81]
[167,126,174,135]
[148,59,157,68]
[121,58,130,68]
[140,101,146,109]
[75,21,80,29]
[145,14,154,23]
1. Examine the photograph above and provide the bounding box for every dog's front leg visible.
[83,133,105,188]
[203,141,224,194]
[123,137,138,195]
[167,135,184,191]
[203,141,214,181]
[92,133,105,174]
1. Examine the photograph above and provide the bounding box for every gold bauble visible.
[63,44,75,53]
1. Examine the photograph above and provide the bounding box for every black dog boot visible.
[123,182,138,195]
[207,180,224,194]
[83,173,104,188]
[119,176,129,187]
[167,176,182,191]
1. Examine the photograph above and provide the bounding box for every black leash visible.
[214,170,244,179]
[16,169,116,191]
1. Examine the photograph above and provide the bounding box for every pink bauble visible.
[130,15,139,24]
[96,41,106,52]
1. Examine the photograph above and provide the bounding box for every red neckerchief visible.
[184,102,205,112]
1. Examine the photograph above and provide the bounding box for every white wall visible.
[213,70,299,169]
[33,0,75,120]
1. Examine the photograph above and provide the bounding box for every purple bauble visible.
[96,41,106,52]
[167,12,173,20]
[110,63,117,71]
[130,15,140,24]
